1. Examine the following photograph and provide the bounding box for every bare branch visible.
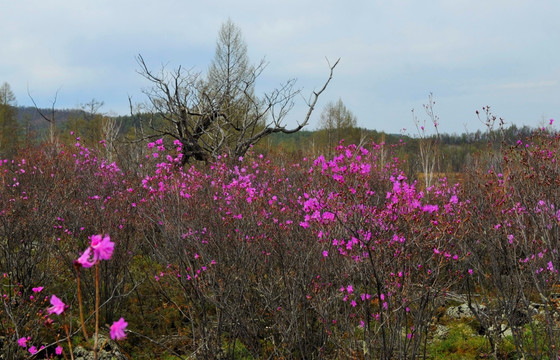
[233,58,339,156]
[133,22,338,162]
[289,57,340,134]
[27,86,61,144]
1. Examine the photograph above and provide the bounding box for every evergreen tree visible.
[0,82,20,156]
[204,19,263,151]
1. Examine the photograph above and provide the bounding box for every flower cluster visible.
[75,234,115,268]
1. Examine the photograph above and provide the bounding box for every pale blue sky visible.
[1,0,558,134]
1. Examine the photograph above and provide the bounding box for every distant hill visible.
[15,106,81,132]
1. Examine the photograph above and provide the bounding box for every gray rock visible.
[434,324,449,338]
[446,303,475,319]
[488,324,512,338]
[445,302,487,320]
[73,334,127,360]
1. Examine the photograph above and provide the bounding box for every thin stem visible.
[94,263,100,360]
[63,324,75,360]
[75,264,89,341]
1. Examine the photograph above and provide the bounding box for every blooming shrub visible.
[459,130,560,358]
[1,130,560,358]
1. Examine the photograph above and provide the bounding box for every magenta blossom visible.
[31,286,43,293]
[110,317,128,340]
[90,234,114,261]
[55,345,63,355]
[47,295,66,315]
[76,247,96,268]
[18,337,27,348]
[76,234,115,267]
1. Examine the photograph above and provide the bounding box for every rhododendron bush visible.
[459,131,560,359]
[1,132,560,359]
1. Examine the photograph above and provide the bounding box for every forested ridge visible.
[10,104,539,178]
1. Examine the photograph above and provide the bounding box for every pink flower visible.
[18,337,27,348]
[32,286,43,293]
[322,211,335,222]
[55,346,63,355]
[91,234,114,261]
[47,295,66,315]
[110,317,128,340]
[28,346,38,355]
[76,247,96,268]
[507,234,514,244]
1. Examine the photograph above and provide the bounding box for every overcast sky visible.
[2,0,559,134]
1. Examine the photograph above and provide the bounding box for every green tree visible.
[203,18,263,153]
[316,98,359,153]
[0,82,21,156]
[206,18,254,110]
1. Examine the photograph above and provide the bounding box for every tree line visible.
[1,90,544,182]
[0,19,544,180]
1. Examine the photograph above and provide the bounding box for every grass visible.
[428,321,518,360]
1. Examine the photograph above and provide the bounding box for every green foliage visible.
[429,322,496,360]
[518,321,553,359]
[428,319,560,360]
[0,82,21,156]
[315,98,359,155]
[222,338,256,360]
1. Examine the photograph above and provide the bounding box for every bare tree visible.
[28,87,60,145]
[412,93,440,189]
[134,20,338,164]
[79,99,121,162]
[101,116,121,163]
